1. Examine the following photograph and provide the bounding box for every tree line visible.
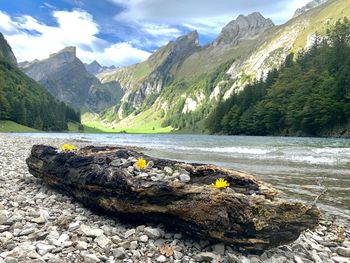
[206,18,350,136]
[0,58,80,131]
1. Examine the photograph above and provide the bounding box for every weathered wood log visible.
[26,145,320,253]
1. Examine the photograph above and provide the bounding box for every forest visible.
[0,58,80,131]
[206,18,350,136]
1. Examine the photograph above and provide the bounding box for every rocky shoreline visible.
[0,134,349,263]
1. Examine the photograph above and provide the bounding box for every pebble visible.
[144,227,161,239]
[83,254,100,263]
[0,135,349,263]
[179,174,191,183]
[156,255,167,262]
[95,234,111,249]
[337,247,350,257]
[124,229,135,239]
[80,224,104,237]
[139,234,149,242]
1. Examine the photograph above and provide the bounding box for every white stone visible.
[95,234,111,249]
[139,235,149,242]
[76,241,88,250]
[83,254,100,263]
[80,224,103,237]
[156,255,167,262]
[124,229,136,239]
[179,174,191,183]
[36,243,55,256]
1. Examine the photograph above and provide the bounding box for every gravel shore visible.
[0,134,349,263]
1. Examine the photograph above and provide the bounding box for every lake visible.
[16,133,350,220]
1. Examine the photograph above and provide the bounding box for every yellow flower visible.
[136,157,147,170]
[212,178,230,190]
[60,144,77,151]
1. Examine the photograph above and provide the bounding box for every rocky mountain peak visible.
[293,0,329,18]
[174,30,199,48]
[49,46,77,63]
[213,12,274,47]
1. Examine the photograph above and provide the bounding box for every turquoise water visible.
[17,133,350,220]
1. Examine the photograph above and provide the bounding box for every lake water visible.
[16,133,350,220]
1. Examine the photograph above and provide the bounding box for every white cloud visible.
[110,0,316,35]
[0,10,150,66]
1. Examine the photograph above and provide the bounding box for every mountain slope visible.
[206,18,350,136]
[98,12,274,124]
[0,34,79,131]
[0,33,17,65]
[21,47,124,113]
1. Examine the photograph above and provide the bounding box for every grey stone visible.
[130,241,138,250]
[76,241,88,250]
[212,243,225,255]
[80,224,104,237]
[95,234,111,249]
[31,215,46,224]
[332,256,350,263]
[139,235,149,242]
[179,174,191,183]
[112,247,126,259]
[174,251,183,260]
[144,227,161,239]
[68,221,80,232]
[36,243,55,256]
[124,228,136,239]
[83,254,100,263]
[0,210,9,225]
[337,247,350,257]
[194,252,220,262]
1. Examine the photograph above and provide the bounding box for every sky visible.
[0,0,312,67]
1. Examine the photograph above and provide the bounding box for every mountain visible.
[213,12,274,47]
[206,18,350,136]
[21,47,124,113]
[0,33,17,65]
[293,0,329,18]
[84,60,116,75]
[94,0,349,133]
[0,33,79,131]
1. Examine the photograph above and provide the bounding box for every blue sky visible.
[0,0,311,67]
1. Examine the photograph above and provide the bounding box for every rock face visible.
[84,60,116,75]
[213,12,274,47]
[26,145,320,253]
[0,32,17,65]
[293,0,329,18]
[21,46,123,112]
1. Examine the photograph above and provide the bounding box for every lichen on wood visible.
[26,145,320,253]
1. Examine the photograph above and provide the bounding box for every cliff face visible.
[213,12,274,47]
[21,47,123,112]
[0,32,17,65]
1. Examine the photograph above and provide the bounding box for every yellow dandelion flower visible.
[212,178,230,190]
[136,157,147,170]
[60,144,77,151]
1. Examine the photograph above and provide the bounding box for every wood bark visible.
[26,145,320,253]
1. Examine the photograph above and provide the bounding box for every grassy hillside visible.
[0,120,39,132]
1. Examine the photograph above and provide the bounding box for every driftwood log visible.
[26,145,320,253]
